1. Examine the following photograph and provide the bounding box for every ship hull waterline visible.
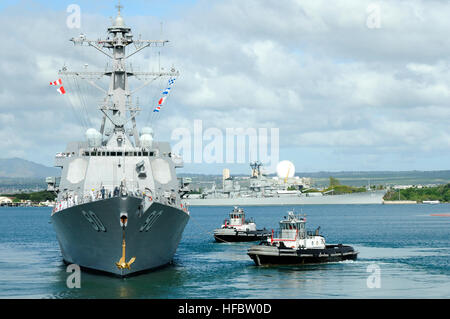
[248,244,358,266]
[187,190,386,206]
[51,196,189,277]
[213,229,271,243]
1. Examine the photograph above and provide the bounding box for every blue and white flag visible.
[153,77,176,113]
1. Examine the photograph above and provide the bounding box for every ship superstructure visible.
[47,5,189,276]
[265,211,325,250]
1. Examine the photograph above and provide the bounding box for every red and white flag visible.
[57,86,66,95]
[50,79,62,86]
[158,97,166,105]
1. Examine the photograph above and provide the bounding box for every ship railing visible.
[53,186,135,213]
[53,187,188,214]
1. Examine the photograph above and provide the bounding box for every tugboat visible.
[247,211,358,265]
[213,207,271,242]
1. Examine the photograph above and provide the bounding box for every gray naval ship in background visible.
[184,161,386,206]
[46,7,189,276]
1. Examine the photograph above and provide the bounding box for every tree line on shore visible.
[1,191,56,203]
[4,181,449,203]
[383,184,450,202]
[300,177,369,195]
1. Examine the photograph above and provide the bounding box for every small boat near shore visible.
[213,207,271,242]
[423,200,440,204]
[247,211,358,265]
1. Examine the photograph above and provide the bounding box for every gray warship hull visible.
[187,190,386,206]
[51,197,189,276]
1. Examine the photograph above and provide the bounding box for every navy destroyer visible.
[46,5,189,276]
[247,211,358,265]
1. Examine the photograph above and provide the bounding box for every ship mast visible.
[60,3,179,146]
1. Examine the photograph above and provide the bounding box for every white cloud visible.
[0,0,449,171]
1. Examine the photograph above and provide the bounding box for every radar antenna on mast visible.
[59,2,179,147]
[116,0,123,15]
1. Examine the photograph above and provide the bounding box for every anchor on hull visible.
[116,213,136,270]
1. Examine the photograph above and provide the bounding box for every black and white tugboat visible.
[247,211,358,265]
[213,207,271,242]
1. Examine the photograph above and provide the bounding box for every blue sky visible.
[0,0,449,174]
[0,0,197,16]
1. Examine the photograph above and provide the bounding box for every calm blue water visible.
[0,204,449,298]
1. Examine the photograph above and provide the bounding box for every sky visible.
[0,0,449,174]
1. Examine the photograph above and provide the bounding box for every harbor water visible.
[0,204,449,298]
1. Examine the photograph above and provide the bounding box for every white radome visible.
[276,161,295,178]
[140,134,153,148]
[85,128,102,147]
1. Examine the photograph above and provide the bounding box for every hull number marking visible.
[140,210,163,232]
[82,210,106,232]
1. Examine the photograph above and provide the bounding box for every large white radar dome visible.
[85,128,102,147]
[276,160,295,179]
[140,134,153,149]
[114,14,125,27]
